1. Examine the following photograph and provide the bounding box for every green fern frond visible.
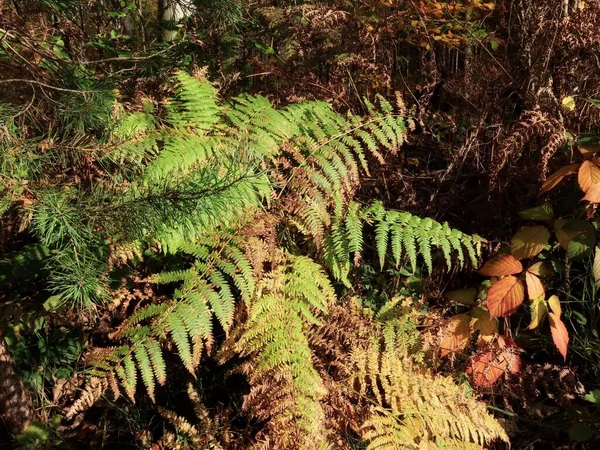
[167,71,221,131]
[321,201,483,280]
[234,254,335,448]
[82,236,255,401]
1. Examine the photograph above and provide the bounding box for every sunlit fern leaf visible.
[133,340,156,402]
[234,254,334,448]
[375,217,390,270]
[167,312,194,372]
[345,201,364,253]
[167,71,221,131]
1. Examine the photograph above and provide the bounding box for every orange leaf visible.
[511,226,550,259]
[525,271,545,300]
[440,314,471,357]
[578,159,600,203]
[577,160,600,192]
[549,312,569,360]
[487,276,525,318]
[479,254,523,276]
[539,163,579,195]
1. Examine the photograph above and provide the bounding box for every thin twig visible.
[0,79,94,94]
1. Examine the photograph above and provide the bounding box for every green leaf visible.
[555,219,596,260]
[583,389,600,403]
[569,423,593,442]
[446,287,477,305]
[567,228,596,260]
[518,202,553,221]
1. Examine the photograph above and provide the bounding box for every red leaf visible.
[487,276,525,318]
[496,335,523,374]
[479,255,523,277]
[549,312,569,360]
[525,271,545,300]
[467,351,505,387]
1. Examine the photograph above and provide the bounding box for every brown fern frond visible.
[490,111,567,190]
[65,376,108,420]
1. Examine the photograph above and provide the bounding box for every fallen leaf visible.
[479,254,523,277]
[487,276,525,318]
[561,96,576,112]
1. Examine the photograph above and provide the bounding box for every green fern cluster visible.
[83,237,254,403]
[324,200,484,283]
[234,254,336,448]
[274,97,406,246]
[34,71,506,449]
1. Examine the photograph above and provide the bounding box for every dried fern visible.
[355,329,508,449]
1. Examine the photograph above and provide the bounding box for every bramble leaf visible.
[555,219,596,260]
[549,312,569,360]
[468,351,504,387]
[479,254,523,276]
[525,271,545,300]
[578,159,600,202]
[527,261,554,278]
[511,226,550,259]
[539,163,579,195]
[528,297,547,330]
[547,294,562,317]
[440,314,471,357]
[594,246,600,288]
[487,276,525,318]
[470,307,498,343]
[446,287,477,305]
[518,202,553,221]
